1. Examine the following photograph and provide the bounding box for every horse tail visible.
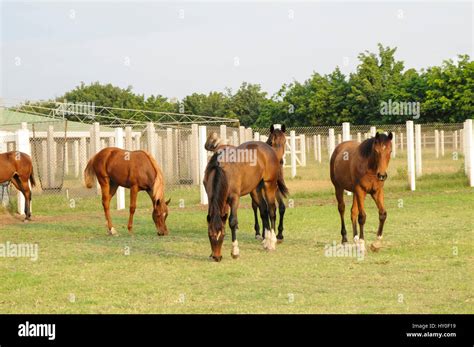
[29,171,36,188]
[205,132,222,152]
[276,167,289,198]
[84,156,97,188]
[207,152,228,228]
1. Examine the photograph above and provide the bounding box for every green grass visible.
[0,172,473,313]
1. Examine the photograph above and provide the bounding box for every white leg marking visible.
[231,240,240,258]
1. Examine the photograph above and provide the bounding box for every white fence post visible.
[73,140,79,177]
[254,132,260,141]
[370,126,376,137]
[328,128,335,158]
[125,126,133,150]
[290,130,297,178]
[317,134,321,163]
[435,130,440,158]
[415,124,422,177]
[239,126,245,145]
[146,122,156,159]
[440,130,445,157]
[300,134,306,166]
[406,121,416,191]
[464,119,474,186]
[198,126,208,205]
[400,132,404,151]
[220,125,227,145]
[313,135,318,161]
[115,128,125,210]
[246,127,253,142]
[342,122,350,142]
[16,122,31,215]
[191,124,199,185]
[47,125,56,189]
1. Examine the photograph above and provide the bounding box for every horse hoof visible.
[277,239,283,244]
[108,227,118,236]
[255,235,263,241]
[231,253,240,259]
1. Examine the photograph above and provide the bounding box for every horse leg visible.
[99,178,117,236]
[350,194,359,241]
[127,185,138,236]
[250,190,265,240]
[251,192,261,240]
[335,186,347,244]
[10,175,31,221]
[354,186,367,252]
[262,181,277,251]
[20,178,32,221]
[370,189,386,251]
[276,190,286,243]
[228,194,240,259]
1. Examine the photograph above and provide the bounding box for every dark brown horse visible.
[330,132,393,252]
[0,151,36,220]
[84,147,170,236]
[203,136,288,261]
[252,125,287,242]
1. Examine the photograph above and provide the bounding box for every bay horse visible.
[252,124,287,242]
[205,125,289,242]
[0,151,36,221]
[330,132,393,252]
[84,147,170,236]
[203,135,288,262]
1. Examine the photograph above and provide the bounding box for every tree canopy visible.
[22,44,473,126]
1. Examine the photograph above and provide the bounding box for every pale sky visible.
[1,1,473,103]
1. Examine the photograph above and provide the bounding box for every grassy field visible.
[0,156,473,313]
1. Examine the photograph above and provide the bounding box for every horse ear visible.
[388,132,393,140]
[281,124,286,133]
[270,124,275,133]
[375,132,380,141]
[165,198,171,205]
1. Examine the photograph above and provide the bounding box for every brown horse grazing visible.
[330,132,393,252]
[84,147,170,236]
[203,136,288,262]
[252,124,287,242]
[0,151,36,220]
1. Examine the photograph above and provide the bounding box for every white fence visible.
[1,120,472,215]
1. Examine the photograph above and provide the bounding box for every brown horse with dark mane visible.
[0,151,36,221]
[252,125,287,242]
[330,132,393,252]
[206,125,288,242]
[203,134,288,262]
[84,147,170,236]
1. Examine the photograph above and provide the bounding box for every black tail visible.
[29,171,36,188]
[277,167,289,198]
[206,153,228,228]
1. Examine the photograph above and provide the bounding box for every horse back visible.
[93,147,158,190]
[330,141,362,191]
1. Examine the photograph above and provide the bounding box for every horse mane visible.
[359,138,376,158]
[140,150,164,203]
[206,152,228,230]
[359,133,392,158]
